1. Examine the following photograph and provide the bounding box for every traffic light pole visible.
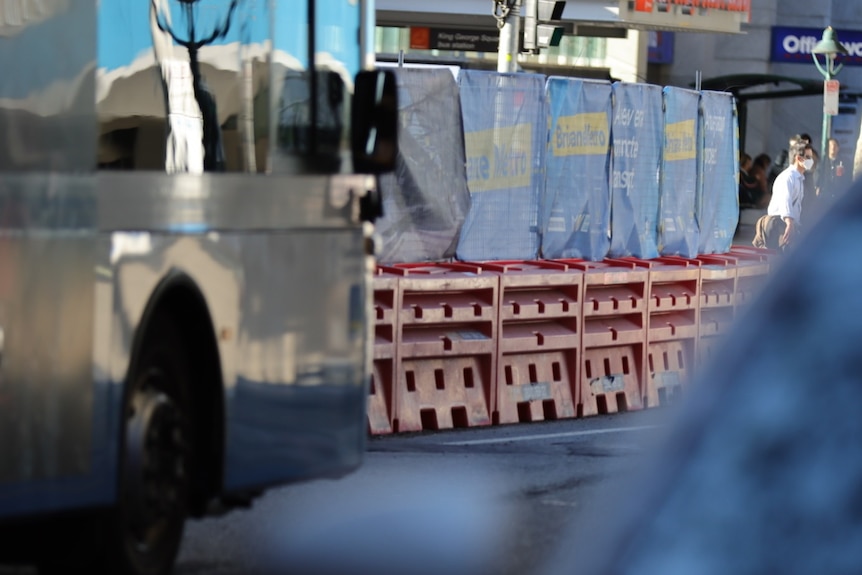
[494,0,521,73]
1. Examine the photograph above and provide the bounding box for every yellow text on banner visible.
[664,119,696,161]
[464,124,533,193]
[552,112,610,157]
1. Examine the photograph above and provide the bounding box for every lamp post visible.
[812,26,848,163]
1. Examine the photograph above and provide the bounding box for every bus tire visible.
[110,313,192,575]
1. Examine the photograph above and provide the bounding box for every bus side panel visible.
[225,229,369,490]
[0,180,114,519]
[107,231,368,496]
[0,0,96,173]
[100,172,372,498]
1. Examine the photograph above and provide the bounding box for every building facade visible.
[374,1,862,173]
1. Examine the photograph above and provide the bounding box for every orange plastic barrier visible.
[382,263,498,432]
[368,249,777,433]
[707,252,771,309]
[554,259,648,417]
[479,260,582,425]
[692,255,738,366]
[613,257,699,407]
[368,270,399,435]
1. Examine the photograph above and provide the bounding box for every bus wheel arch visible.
[114,271,226,573]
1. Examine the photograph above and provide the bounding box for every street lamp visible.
[812,26,848,163]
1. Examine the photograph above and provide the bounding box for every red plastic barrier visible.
[692,252,772,367]
[582,346,644,416]
[552,259,648,417]
[368,270,399,435]
[612,257,699,407]
[646,340,692,406]
[718,252,771,308]
[480,260,582,424]
[384,262,498,432]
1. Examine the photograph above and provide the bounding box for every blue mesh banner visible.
[659,87,700,257]
[608,83,662,260]
[542,77,612,260]
[698,91,739,254]
[375,68,471,263]
[456,71,546,261]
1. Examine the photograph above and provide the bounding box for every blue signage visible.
[648,31,674,65]
[771,26,862,66]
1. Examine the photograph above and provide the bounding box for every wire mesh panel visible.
[542,77,613,260]
[456,70,547,261]
[608,82,663,260]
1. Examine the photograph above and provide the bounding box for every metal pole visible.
[821,67,831,164]
[496,0,521,73]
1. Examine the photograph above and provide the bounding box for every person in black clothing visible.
[818,137,848,207]
[739,152,760,207]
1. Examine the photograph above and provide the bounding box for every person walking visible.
[754,141,814,251]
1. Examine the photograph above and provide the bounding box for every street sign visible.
[409,27,499,52]
[825,79,840,116]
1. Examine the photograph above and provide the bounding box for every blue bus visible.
[0,0,396,573]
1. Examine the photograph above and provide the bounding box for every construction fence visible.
[375,68,739,264]
[369,67,757,435]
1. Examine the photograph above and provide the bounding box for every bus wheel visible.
[114,323,191,575]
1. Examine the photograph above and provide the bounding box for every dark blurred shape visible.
[546,176,862,575]
[352,70,399,175]
[374,67,470,263]
[253,472,510,575]
[280,70,346,160]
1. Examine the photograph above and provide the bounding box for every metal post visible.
[821,66,831,164]
[495,0,521,73]
[812,27,847,162]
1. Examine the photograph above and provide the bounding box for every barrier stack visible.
[370,248,775,434]
[480,260,583,425]
[623,257,700,406]
[556,259,649,417]
[694,255,737,367]
[383,262,498,433]
[368,268,400,435]
[725,247,774,311]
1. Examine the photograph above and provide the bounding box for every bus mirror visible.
[351,70,398,174]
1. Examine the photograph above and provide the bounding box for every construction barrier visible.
[384,262,498,433]
[480,260,583,425]
[619,257,700,407]
[693,255,737,367]
[368,269,400,435]
[721,249,773,309]
[555,259,648,417]
[370,249,775,434]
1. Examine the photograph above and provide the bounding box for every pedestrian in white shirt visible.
[760,141,814,250]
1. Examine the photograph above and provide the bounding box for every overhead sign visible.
[618,0,750,34]
[771,26,862,66]
[409,27,499,52]
[648,31,674,64]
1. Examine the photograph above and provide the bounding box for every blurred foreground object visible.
[549,175,862,575]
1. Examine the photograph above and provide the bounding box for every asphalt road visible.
[0,406,677,575]
[175,406,677,575]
